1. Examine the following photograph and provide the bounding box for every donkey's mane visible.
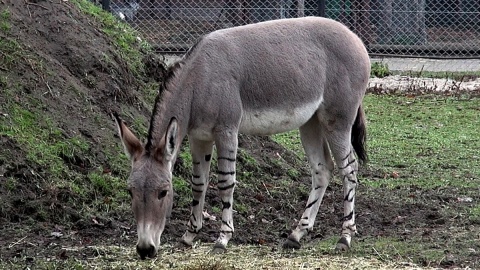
[145,36,204,150]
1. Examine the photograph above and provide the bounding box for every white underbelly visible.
[239,99,322,135]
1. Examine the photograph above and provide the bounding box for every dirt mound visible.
[0,0,149,223]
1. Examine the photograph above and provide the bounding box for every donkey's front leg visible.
[179,139,214,247]
[211,131,238,253]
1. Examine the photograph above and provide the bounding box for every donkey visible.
[114,16,370,259]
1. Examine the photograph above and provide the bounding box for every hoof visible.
[282,237,301,249]
[210,243,227,254]
[174,240,192,250]
[335,237,350,251]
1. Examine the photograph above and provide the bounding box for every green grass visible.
[0,9,11,32]
[173,176,192,208]
[0,105,89,178]
[364,94,479,190]
[0,102,129,215]
[72,0,151,77]
[271,131,304,159]
[371,62,391,78]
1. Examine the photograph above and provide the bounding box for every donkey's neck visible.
[146,70,193,151]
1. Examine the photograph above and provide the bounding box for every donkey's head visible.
[114,114,179,259]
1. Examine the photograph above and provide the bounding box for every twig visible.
[27,6,32,17]
[24,0,49,10]
[8,236,27,249]
[262,182,273,199]
[372,246,385,262]
[45,80,53,96]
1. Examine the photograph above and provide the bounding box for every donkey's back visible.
[186,17,370,136]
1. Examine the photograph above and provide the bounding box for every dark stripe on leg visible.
[192,188,203,193]
[344,189,354,202]
[339,158,356,170]
[222,201,231,209]
[343,175,358,184]
[218,179,228,184]
[192,199,199,206]
[218,157,236,162]
[190,180,204,186]
[218,183,235,191]
[217,171,235,175]
[221,220,233,231]
[305,198,319,209]
[342,211,354,222]
[192,175,201,178]
[341,151,352,162]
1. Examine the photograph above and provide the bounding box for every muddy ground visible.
[0,1,478,269]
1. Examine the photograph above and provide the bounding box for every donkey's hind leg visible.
[326,129,359,251]
[284,117,334,249]
[179,138,214,247]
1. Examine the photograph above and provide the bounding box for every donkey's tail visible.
[351,104,368,163]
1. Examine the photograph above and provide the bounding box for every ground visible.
[0,1,479,269]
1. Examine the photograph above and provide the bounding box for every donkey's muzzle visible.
[136,244,156,260]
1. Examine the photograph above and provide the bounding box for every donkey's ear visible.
[113,113,142,160]
[164,117,179,161]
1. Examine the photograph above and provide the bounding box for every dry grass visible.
[26,243,432,270]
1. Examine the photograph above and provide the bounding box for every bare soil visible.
[0,1,478,269]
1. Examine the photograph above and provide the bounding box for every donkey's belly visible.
[239,100,321,135]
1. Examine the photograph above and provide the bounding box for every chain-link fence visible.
[99,0,480,72]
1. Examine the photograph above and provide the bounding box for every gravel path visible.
[369,75,480,93]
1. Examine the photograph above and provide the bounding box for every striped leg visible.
[211,131,238,253]
[284,117,334,249]
[328,132,359,251]
[179,139,214,247]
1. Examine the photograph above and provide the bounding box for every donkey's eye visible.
[158,190,168,200]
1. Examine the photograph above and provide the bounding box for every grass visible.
[272,132,304,159]
[363,94,479,190]
[0,243,433,270]
[72,0,151,77]
[0,9,11,33]
[371,62,391,78]
[0,105,89,178]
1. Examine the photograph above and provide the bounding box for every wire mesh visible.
[103,0,480,72]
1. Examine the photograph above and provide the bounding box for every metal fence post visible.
[102,0,110,12]
[317,0,326,17]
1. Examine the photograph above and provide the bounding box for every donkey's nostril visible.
[136,244,156,260]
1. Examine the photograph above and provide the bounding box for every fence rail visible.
[96,0,480,70]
